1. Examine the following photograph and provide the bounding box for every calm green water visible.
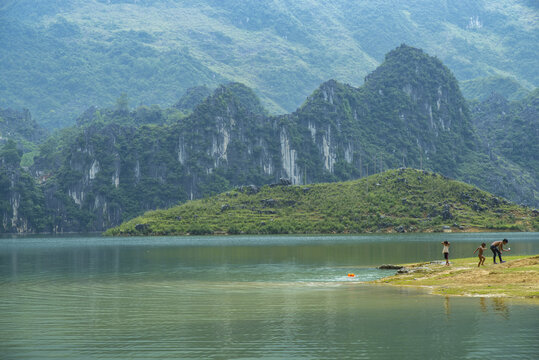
[1,232,538,359]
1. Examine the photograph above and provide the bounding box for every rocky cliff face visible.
[1,170,28,233]
[0,140,45,233]
[4,45,535,233]
[272,45,475,185]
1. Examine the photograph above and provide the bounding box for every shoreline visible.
[2,229,537,237]
[106,226,537,237]
[371,255,539,299]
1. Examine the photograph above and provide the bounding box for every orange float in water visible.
[347,273,355,277]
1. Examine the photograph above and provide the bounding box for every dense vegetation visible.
[0,108,46,167]
[106,169,538,236]
[460,76,531,102]
[0,140,47,233]
[1,0,537,128]
[464,90,539,207]
[470,89,539,175]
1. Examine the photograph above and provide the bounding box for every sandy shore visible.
[373,255,539,299]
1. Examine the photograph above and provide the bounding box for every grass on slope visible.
[106,169,538,236]
[374,255,539,298]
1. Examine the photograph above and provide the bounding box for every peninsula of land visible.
[374,255,539,299]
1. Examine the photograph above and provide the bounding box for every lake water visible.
[1,232,538,359]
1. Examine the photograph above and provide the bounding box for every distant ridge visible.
[1,0,537,127]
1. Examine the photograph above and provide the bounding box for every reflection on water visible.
[445,296,451,318]
[1,233,538,359]
[492,298,510,320]
[448,297,512,320]
[479,297,487,312]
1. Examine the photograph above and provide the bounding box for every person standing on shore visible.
[490,239,510,264]
[473,243,486,267]
[441,240,450,266]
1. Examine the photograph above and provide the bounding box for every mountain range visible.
[1,45,537,233]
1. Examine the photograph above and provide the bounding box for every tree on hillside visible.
[0,140,22,169]
[115,93,129,113]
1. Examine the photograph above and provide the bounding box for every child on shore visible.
[473,243,486,267]
[441,241,450,266]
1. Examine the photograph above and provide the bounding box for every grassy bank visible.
[373,255,539,299]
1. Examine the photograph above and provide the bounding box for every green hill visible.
[1,0,537,128]
[106,169,538,236]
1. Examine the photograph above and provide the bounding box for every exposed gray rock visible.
[378,264,404,270]
[397,266,430,274]
[261,198,277,207]
[471,202,485,212]
[430,260,446,265]
[280,177,292,185]
[442,204,453,220]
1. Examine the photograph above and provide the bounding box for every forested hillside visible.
[460,76,531,102]
[0,108,46,168]
[1,0,537,128]
[1,45,536,233]
[470,89,539,178]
